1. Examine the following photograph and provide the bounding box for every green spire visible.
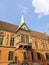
[19,14,25,28]
[21,14,25,23]
[17,14,25,30]
[16,14,30,32]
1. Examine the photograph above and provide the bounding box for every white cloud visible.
[32,0,49,16]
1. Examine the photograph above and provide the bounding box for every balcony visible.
[18,43,32,50]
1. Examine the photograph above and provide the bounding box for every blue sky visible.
[0,0,49,34]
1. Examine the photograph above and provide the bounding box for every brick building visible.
[0,15,49,65]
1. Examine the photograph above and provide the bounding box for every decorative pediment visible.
[20,23,30,31]
[16,14,30,32]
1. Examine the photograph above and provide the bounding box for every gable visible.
[20,23,30,31]
[16,14,30,32]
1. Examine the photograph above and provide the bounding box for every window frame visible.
[0,35,4,45]
[46,53,49,60]
[8,51,14,61]
[10,36,14,46]
[21,34,29,43]
[22,52,28,61]
[37,52,42,60]
[42,43,48,50]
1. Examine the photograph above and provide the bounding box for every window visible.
[21,35,29,43]
[26,35,29,43]
[27,45,32,49]
[42,40,48,50]
[24,46,27,49]
[0,36,3,45]
[37,52,41,60]
[19,45,23,48]
[8,51,14,61]
[23,52,28,60]
[46,53,49,60]
[10,37,14,46]
[21,35,25,43]
[31,52,34,60]
[42,43,48,50]
[23,45,32,50]
[0,51,1,61]
[35,39,38,49]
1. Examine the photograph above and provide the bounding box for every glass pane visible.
[10,37,14,46]
[21,35,25,43]
[26,35,29,43]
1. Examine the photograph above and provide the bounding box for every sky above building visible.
[0,0,49,34]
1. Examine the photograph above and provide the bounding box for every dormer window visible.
[21,35,25,43]
[10,36,14,46]
[26,35,29,43]
[21,35,29,43]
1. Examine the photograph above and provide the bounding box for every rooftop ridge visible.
[0,21,48,39]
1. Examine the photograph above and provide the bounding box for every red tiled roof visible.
[0,21,18,33]
[30,30,48,39]
[0,21,48,39]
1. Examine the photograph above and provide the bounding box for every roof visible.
[0,21,48,40]
[17,14,30,31]
[0,21,18,33]
[30,30,48,39]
